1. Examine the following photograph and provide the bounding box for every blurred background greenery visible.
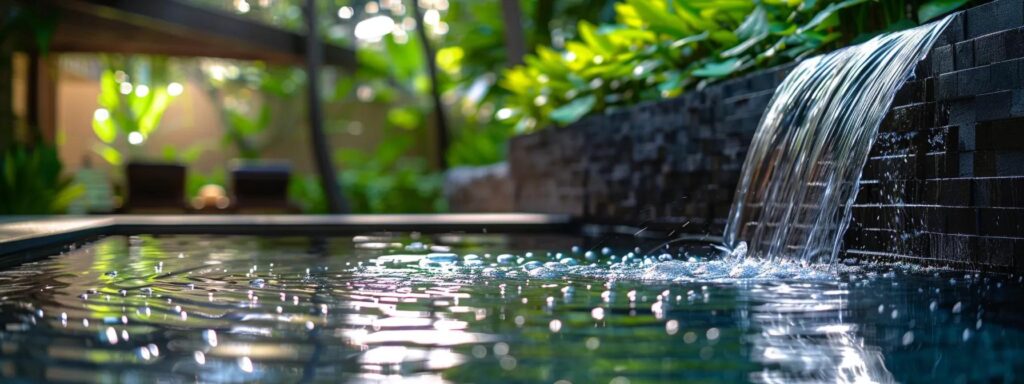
[0,0,975,214]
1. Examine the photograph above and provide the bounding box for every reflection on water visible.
[0,234,1020,383]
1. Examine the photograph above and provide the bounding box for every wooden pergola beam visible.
[41,0,356,68]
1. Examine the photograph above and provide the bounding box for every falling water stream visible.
[724,16,953,265]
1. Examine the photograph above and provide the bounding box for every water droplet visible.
[104,327,118,345]
[203,329,218,347]
[666,320,679,335]
[902,331,914,346]
[238,356,254,373]
[706,328,720,340]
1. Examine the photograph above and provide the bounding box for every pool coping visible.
[0,214,578,256]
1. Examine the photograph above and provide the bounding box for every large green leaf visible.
[549,94,596,125]
[691,58,741,78]
[92,116,117,143]
[918,0,968,23]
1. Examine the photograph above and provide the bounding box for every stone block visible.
[937,72,959,101]
[955,40,975,70]
[966,0,1024,39]
[957,66,992,97]
[990,58,1021,92]
[974,31,1006,66]
[936,12,965,46]
[976,90,1013,121]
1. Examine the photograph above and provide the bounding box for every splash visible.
[723,16,954,265]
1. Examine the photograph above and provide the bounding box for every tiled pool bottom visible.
[0,235,1020,383]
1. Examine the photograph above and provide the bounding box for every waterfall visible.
[723,16,953,265]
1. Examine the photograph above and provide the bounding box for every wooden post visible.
[0,49,12,149]
[410,0,450,170]
[303,0,349,213]
[500,0,526,67]
[27,52,56,144]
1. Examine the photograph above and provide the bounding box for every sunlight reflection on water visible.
[0,234,1018,383]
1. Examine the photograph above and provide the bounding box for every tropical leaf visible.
[918,0,968,24]
[549,94,597,125]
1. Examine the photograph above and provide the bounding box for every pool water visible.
[0,234,1020,383]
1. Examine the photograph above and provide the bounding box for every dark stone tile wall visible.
[508,0,1024,270]
[509,64,794,233]
[845,0,1024,269]
[444,163,515,213]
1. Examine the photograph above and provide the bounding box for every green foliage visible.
[335,136,446,214]
[918,0,970,23]
[0,144,83,214]
[501,0,973,132]
[288,174,329,214]
[223,105,271,159]
[91,55,180,165]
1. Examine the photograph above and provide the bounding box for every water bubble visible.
[426,252,458,263]
[104,327,118,345]
[499,356,517,370]
[203,329,218,347]
[250,278,266,288]
[585,337,600,350]
[493,342,509,356]
[683,331,697,344]
[472,345,487,358]
[194,351,206,365]
[238,356,254,373]
[601,247,611,256]
[522,261,544,271]
[962,328,972,342]
[571,246,580,254]
[929,300,938,311]
[496,254,516,264]
[666,320,679,335]
[952,301,962,314]
[591,307,605,320]
[706,328,720,340]
[902,331,914,346]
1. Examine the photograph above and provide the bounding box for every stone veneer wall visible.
[508,0,1024,270]
[846,0,1024,269]
[444,163,515,213]
[510,64,794,233]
